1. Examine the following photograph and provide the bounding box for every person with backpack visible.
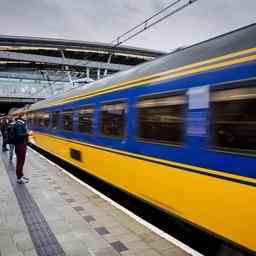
[14,115,30,184]
[7,117,16,161]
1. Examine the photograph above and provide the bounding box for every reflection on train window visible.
[42,112,50,128]
[51,111,60,129]
[27,113,33,128]
[101,101,126,138]
[211,86,256,153]
[137,94,186,144]
[38,112,45,127]
[37,112,50,128]
[63,110,73,131]
[31,113,36,127]
[78,106,94,134]
[33,113,39,127]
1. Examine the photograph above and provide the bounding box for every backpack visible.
[13,120,28,144]
[7,124,16,144]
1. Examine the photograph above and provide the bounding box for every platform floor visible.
[0,146,197,256]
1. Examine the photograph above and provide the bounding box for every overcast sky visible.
[0,0,255,52]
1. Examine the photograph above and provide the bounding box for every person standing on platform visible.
[7,117,16,161]
[1,118,9,152]
[14,115,29,184]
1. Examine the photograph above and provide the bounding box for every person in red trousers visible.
[13,115,30,184]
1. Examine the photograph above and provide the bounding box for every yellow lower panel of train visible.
[32,132,256,252]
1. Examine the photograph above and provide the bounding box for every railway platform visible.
[0,145,200,256]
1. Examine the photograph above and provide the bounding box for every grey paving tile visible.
[65,198,75,203]
[23,249,38,256]
[84,215,96,223]
[48,219,72,235]
[62,240,90,256]
[139,232,162,243]
[110,241,128,253]
[0,233,22,256]
[95,226,110,236]
[58,192,68,196]
[92,247,119,256]
[73,206,84,212]
[133,248,161,256]
[13,231,34,251]
[100,234,118,243]
[160,247,190,256]
[115,233,139,244]
[124,240,148,254]
[53,186,61,190]
[107,226,129,236]
[149,238,175,251]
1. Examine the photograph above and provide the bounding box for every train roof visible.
[29,23,256,112]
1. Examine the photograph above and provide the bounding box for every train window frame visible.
[209,82,256,156]
[100,99,127,139]
[62,109,74,131]
[77,105,94,135]
[136,90,187,146]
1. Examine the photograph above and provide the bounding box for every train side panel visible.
[31,131,256,252]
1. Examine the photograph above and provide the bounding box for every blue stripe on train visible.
[33,61,256,179]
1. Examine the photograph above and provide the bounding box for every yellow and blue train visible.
[18,24,256,253]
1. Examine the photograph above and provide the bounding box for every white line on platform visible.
[29,147,204,256]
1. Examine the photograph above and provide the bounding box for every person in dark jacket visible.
[7,117,16,161]
[14,115,29,184]
[1,118,9,152]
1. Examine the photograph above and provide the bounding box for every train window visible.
[137,94,186,144]
[78,106,94,134]
[27,113,33,128]
[38,112,44,127]
[30,113,35,127]
[211,86,256,154]
[63,110,73,131]
[33,112,39,127]
[101,101,126,138]
[42,113,50,128]
[51,111,60,129]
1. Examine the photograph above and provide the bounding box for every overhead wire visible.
[112,0,198,47]
[110,0,183,45]
[110,0,187,46]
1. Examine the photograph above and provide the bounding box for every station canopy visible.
[0,35,165,100]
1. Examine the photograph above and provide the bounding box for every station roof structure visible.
[0,35,165,99]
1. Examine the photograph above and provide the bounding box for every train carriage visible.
[19,23,256,254]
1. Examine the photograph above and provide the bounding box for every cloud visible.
[0,0,255,51]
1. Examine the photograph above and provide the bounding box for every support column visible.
[60,49,73,84]
[97,69,100,80]
[86,67,90,79]
[104,53,113,77]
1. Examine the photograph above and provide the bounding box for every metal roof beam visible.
[0,51,131,70]
[0,97,43,103]
[0,35,165,57]
[0,71,70,82]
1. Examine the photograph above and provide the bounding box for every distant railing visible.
[0,78,72,98]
